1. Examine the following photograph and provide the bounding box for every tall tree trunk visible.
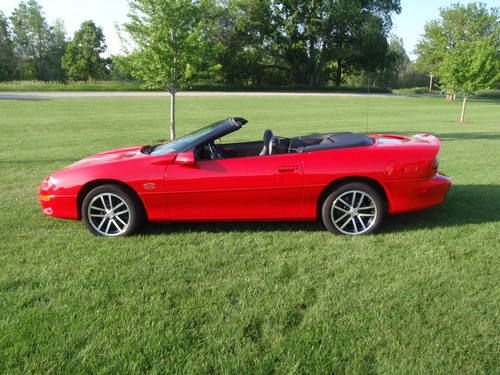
[335,59,342,87]
[312,42,327,86]
[460,96,468,124]
[170,91,176,140]
[170,27,178,140]
[334,33,344,87]
[308,36,316,86]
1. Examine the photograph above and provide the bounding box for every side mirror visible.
[175,151,196,166]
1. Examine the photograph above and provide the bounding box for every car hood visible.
[65,146,145,169]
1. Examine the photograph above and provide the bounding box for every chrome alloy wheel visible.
[330,190,378,235]
[87,193,130,236]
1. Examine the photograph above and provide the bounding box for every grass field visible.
[0,94,498,374]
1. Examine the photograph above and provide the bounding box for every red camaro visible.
[39,118,451,236]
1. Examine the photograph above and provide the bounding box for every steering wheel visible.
[207,142,222,160]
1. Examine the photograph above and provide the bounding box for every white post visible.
[460,96,467,124]
[429,73,433,92]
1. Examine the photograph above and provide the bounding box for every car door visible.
[164,153,304,220]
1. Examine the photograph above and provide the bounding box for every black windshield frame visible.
[150,118,247,156]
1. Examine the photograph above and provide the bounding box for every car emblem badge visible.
[143,183,156,190]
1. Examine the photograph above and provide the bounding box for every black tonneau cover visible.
[298,132,374,152]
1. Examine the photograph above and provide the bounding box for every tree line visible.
[0,0,497,95]
[123,0,415,89]
[0,0,108,82]
[0,0,426,89]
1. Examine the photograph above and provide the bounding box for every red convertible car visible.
[39,118,451,237]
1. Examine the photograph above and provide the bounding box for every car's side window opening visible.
[195,142,222,161]
[195,132,375,161]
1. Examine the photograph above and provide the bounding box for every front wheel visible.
[82,185,144,237]
[321,182,385,235]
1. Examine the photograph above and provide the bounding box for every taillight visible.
[432,156,439,172]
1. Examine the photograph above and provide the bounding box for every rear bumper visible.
[39,192,79,220]
[386,173,451,214]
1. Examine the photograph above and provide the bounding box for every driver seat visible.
[259,129,273,156]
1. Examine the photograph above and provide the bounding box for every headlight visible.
[47,176,58,186]
[41,175,58,190]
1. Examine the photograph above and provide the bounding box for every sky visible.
[1,0,498,60]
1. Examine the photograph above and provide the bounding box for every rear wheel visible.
[82,184,144,237]
[321,182,385,235]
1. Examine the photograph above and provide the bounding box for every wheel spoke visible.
[358,213,375,217]
[115,210,129,216]
[358,205,375,210]
[90,206,106,212]
[110,219,121,231]
[333,205,349,213]
[352,217,358,232]
[357,216,367,230]
[339,198,351,209]
[340,217,352,230]
[334,212,349,224]
[100,195,107,209]
[97,217,107,230]
[356,193,365,208]
[108,194,113,210]
[114,215,127,227]
[351,192,356,207]
[105,219,112,234]
[112,201,125,211]
[90,214,106,218]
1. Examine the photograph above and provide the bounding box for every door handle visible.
[278,166,298,173]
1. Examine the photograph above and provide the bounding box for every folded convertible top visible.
[298,132,374,152]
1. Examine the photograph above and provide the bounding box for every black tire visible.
[82,184,144,237]
[321,182,385,235]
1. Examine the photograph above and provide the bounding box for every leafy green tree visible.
[346,12,393,83]
[372,36,410,88]
[214,0,274,85]
[124,0,219,139]
[108,54,135,81]
[9,0,67,80]
[9,0,52,80]
[62,21,107,81]
[0,11,17,81]
[416,3,499,123]
[267,0,401,86]
[47,19,67,81]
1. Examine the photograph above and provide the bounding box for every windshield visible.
[150,121,223,155]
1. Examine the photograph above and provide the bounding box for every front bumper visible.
[38,192,79,220]
[386,173,451,214]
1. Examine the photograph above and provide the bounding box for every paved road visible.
[0,91,400,99]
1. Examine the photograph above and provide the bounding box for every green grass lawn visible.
[0,95,498,374]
